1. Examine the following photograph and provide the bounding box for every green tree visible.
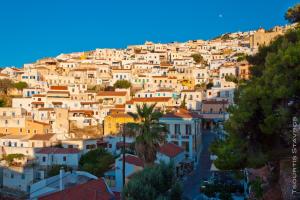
[211,27,300,170]
[221,33,231,41]
[47,165,73,177]
[180,94,187,109]
[285,4,300,23]
[122,162,181,200]
[169,182,183,200]
[219,192,233,200]
[195,83,207,90]
[127,104,167,165]
[113,80,132,89]
[206,82,213,89]
[13,81,28,90]
[191,53,204,64]
[0,99,5,107]
[79,148,114,177]
[104,86,115,91]
[3,154,25,165]
[224,74,238,84]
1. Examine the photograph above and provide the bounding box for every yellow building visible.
[0,107,51,135]
[104,112,136,136]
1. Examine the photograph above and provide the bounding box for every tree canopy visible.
[13,81,28,90]
[79,148,114,177]
[191,53,204,64]
[285,4,300,23]
[122,162,182,200]
[127,104,166,165]
[211,27,300,170]
[113,80,132,89]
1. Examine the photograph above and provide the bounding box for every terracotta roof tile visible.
[39,178,114,200]
[161,109,201,119]
[50,86,68,90]
[97,91,127,96]
[202,100,228,105]
[32,102,45,105]
[128,97,171,103]
[36,147,80,154]
[158,143,184,157]
[122,155,144,167]
[29,134,55,141]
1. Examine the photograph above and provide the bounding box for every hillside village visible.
[0,23,295,200]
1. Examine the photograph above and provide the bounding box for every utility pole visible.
[122,123,126,187]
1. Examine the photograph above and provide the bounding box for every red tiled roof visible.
[39,179,114,200]
[31,120,50,125]
[161,108,201,119]
[29,134,55,141]
[52,102,63,105]
[47,91,70,94]
[80,102,99,105]
[115,104,125,109]
[122,155,144,167]
[158,143,184,158]
[69,110,94,115]
[181,90,196,92]
[202,100,228,105]
[38,108,54,111]
[97,91,127,96]
[36,147,80,154]
[127,97,171,104]
[32,102,45,105]
[50,86,68,90]
[108,113,132,118]
[0,73,9,77]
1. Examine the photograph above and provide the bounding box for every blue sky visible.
[0,0,298,67]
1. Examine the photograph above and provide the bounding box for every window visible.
[63,156,67,161]
[175,124,180,135]
[42,157,46,162]
[11,173,14,179]
[186,124,192,135]
[5,120,8,125]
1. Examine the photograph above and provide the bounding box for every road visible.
[182,130,216,200]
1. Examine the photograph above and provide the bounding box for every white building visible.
[35,147,80,169]
[159,109,202,164]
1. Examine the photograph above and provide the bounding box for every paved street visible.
[182,130,216,200]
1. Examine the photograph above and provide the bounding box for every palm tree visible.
[126,103,167,165]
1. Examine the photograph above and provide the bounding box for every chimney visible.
[59,167,64,191]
